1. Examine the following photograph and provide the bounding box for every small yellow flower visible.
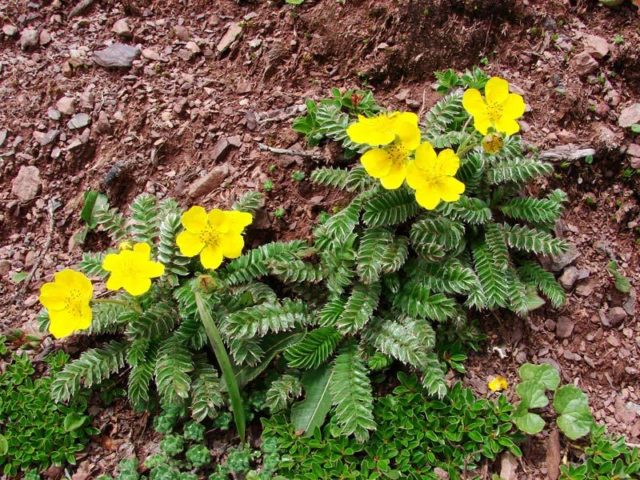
[39,269,93,339]
[482,133,504,154]
[405,142,466,210]
[176,206,252,270]
[488,375,509,392]
[347,112,421,190]
[102,242,165,296]
[118,241,133,251]
[462,77,526,136]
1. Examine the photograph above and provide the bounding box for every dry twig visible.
[257,142,326,161]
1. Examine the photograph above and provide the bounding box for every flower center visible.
[64,289,84,314]
[486,101,504,123]
[386,143,408,168]
[199,226,221,247]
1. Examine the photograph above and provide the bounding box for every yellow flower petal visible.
[225,211,253,233]
[221,233,245,259]
[413,142,437,170]
[495,117,520,136]
[473,113,491,136]
[181,206,208,233]
[488,375,509,392]
[133,242,151,257]
[346,114,397,146]
[485,77,510,105]
[379,163,407,190]
[39,283,67,311]
[49,305,92,339]
[405,161,429,191]
[503,93,526,119]
[106,271,124,291]
[200,245,224,270]
[437,149,460,176]
[462,89,487,118]
[176,230,205,257]
[54,269,93,298]
[361,148,392,178]
[208,209,229,233]
[415,189,441,210]
[392,115,421,150]
[102,253,120,272]
[144,260,165,278]
[436,177,465,202]
[122,276,152,296]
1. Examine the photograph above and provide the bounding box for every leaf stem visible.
[194,288,246,444]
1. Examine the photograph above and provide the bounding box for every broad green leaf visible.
[80,190,108,229]
[518,363,560,391]
[291,365,334,436]
[553,385,589,413]
[10,271,28,284]
[557,410,593,440]
[516,381,549,409]
[514,412,545,435]
[63,412,87,432]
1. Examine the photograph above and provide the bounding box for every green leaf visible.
[291,365,334,436]
[285,327,342,370]
[195,288,246,443]
[556,411,593,440]
[554,385,594,440]
[514,412,545,435]
[516,381,549,409]
[235,333,303,387]
[607,260,631,294]
[80,190,108,228]
[518,363,560,391]
[285,0,305,6]
[63,412,88,432]
[554,384,589,413]
[10,271,28,284]
[0,434,8,457]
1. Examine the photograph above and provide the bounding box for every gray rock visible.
[47,107,61,120]
[619,104,640,128]
[217,22,242,53]
[582,34,609,59]
[33,129,59,146]
[576,278,597,297]
[112,18,132,39]
[67,113,91,130]
[559,267,579,290]
[188,164,230,198]
[94,111,112,134]
[544,243,579,272]
[556,316,575,339]
[607,307,627,327]
[173,25,191,41]
[19,28,39,50]
[141,47,161,61]
[11,165,41,201]
[39,29,51,45]
[573,52,599,76]
[623,288,636,316]
[56,96,75,115]
[2,24,18,37]
[93,43,140,68]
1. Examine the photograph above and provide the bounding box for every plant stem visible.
[456,117,477,157]
[194,289,246,444]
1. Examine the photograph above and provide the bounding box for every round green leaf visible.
[518,363,560,391]
[557,410,593,440]
[516,381,549,409]
[514,412,545,435]
[553,385,589,414]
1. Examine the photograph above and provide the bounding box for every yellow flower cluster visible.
[39,206,252,339]
[346,76,525,209]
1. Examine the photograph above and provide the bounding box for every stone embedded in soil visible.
[217,22,242,53]
[93,43,140,68]
[572,51,599,76]
[559,266,578,290]
[2,24,18,36]
[606,307,627,327]
[628,144,640,169]
[112,18,132,39]
[141,47,161,61]
[582,34,609,59]
[11,165,41,201]
[0,259,11,275]
[575,278,597,297]
[556,316,575,338]
[39,30,51,46]
[67,113,91,130]
[173,25,191,41]
[47,107,61,121]
[619,104,640,128]
[94,111,112,134]
[543,243,579,272]
[56,96,75,115]
[499,452,518,480]
[33,129,59,146]
[187,164,230,198]
[19,28,39,50]
[615,396,637,424]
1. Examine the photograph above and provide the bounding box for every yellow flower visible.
[102,242,165,296]
[405,142,466,210]
[347,112,421,189]
[39,269,93,339]
[462,77,526,136]
[488,375,509,392]
[176,206,252,270]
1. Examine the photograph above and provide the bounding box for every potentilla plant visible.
[271,70,570,441]
[40,192,316,443]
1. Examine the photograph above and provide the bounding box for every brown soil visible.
[1,0,639,478]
